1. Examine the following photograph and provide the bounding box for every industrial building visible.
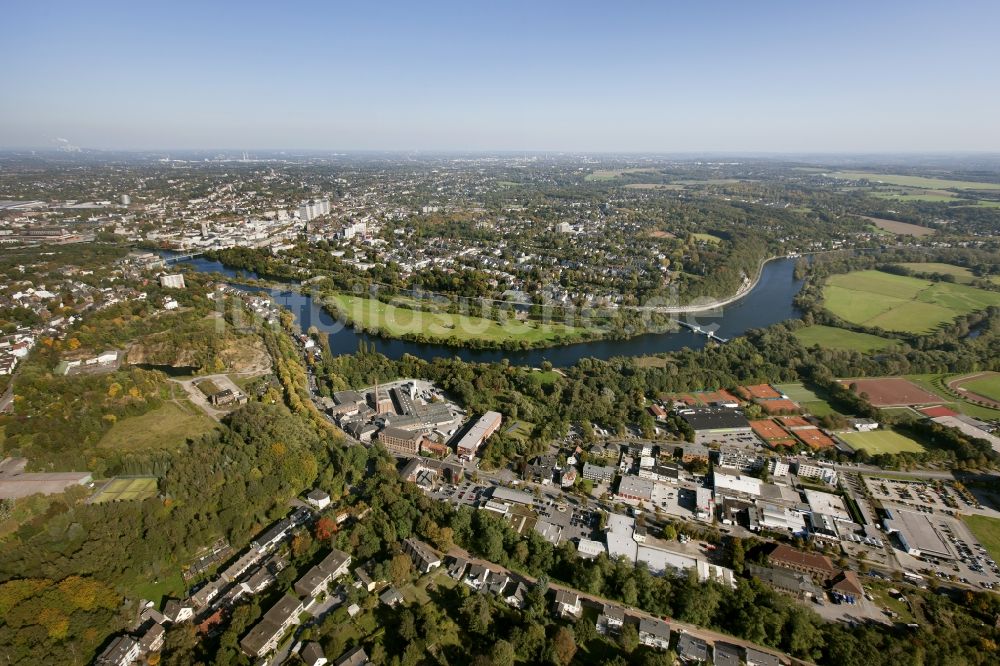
[883,508,954,560]
[158,273,186,289]
[455,411,502,459]
[378,426,424,456]
[678,407,752,443]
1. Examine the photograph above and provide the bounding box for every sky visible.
[1,0,999,153]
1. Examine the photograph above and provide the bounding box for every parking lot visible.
[864,477,980,514]
[887,508,1000,590]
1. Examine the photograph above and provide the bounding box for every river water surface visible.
[171,254,803,366]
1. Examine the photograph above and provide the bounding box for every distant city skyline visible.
[2,0,999,152]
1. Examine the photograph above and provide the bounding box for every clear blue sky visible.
[2,0,998,152]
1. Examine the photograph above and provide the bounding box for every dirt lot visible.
[841,377,943,407]
[862,216,936,236]
[750,419,790,441]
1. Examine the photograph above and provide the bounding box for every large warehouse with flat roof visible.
[883,509,954,560]
[679,407,751,434]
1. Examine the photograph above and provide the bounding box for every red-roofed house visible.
[768,544,838,583]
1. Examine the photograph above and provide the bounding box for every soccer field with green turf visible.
[839,430,925,454]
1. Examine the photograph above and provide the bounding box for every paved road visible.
[448,547,810,666]
[0,385,12,413]
[830,462,956,480]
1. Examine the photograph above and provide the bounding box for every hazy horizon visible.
[3,1,999,153]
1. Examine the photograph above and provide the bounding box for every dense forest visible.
[0,401,357,665]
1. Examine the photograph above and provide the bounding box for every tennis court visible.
[90,476,159,503]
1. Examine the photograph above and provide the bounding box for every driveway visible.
[170,374,246,420]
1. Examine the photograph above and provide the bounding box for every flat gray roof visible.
[491,486,535,506]
[887,509,953,559]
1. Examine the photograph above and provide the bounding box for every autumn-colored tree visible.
[37,606,69,639]
[551,626,577,666]
[314,516,337,541]
[291,532,313,558]
[57,576,117,611]
[388,553,412,585]
[0,578,52,616]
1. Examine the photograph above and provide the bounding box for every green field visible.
[897,262,999,285]
[823,270,1000,334]
[773,382,842,417]
[625,183,685,190]
[195,379,221,396]
[774,382,824,403]
[962,374,1000,403]
[90,476,159,503]
[871,191,959,202]
[794,324,896,352]
[872,189,1000,207]
[802,400,838,417]
[840,429,926,455]
[904,373,1000,421]
[131,568,185,607]
[528,370,561,386]
[692,232,723,244]
[897,263,978,283]
[99,399,218,451]
[584,167,659,181]
[963,515,1000,562]
[326,293,594,345]
[830,171,1000,191]
[503,420,535,442]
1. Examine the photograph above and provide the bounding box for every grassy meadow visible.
[823,270,1000,334]
[961,374,1000,403]
[831,171,1000,191]
[794,324,895,352]
[325,293,594,345]
[99,399,218,452]
[963,515,1000,562]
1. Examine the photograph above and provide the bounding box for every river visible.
[168,253,803,366]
